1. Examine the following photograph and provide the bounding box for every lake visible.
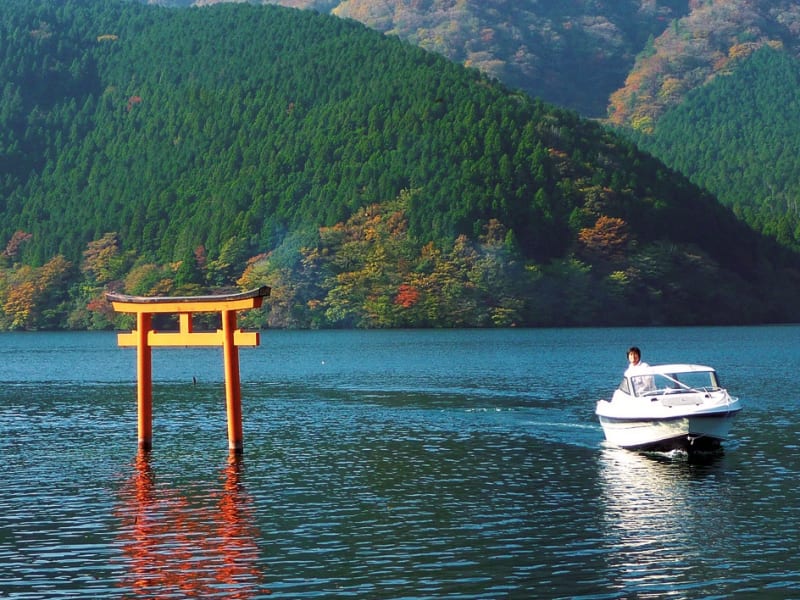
[1,326,798,598]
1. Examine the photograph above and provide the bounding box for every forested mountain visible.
[630,47,800,250]
[164,0,692,118]
[157,1,800,254]
[1,0,799,330]
[168,1,800,127]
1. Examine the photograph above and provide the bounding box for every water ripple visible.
[3,330,800,598]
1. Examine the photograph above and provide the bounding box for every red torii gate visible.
[106,286,270,453]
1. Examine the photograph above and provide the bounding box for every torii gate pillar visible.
[106,287,270,453]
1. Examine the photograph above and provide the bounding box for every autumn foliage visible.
[607,1,798,129]
[1,254,73,329]
[578,216,630,266]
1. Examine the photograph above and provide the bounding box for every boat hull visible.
[597,410,741,452]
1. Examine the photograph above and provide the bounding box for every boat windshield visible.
[628,369,720,397]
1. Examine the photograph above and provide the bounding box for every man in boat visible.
[625,346,654,393]
[625,346,648,374]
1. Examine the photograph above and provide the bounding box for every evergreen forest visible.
[1,0,799,330]
[629,47,800,251]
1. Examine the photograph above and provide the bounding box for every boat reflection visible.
[597,445,726,595]
[115,451,268,598]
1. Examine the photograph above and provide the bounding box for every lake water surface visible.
[1,327,799,598]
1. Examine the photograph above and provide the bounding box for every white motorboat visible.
[595,364,742,452]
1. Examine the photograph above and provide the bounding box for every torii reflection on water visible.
[115,451,270,598]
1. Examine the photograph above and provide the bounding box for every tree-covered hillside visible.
[164,0,692,118]
[608,0,800,130]
[629,47,800,250]
[1,0,799,330]
[6,0,611,265]
[176,0,800,260]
